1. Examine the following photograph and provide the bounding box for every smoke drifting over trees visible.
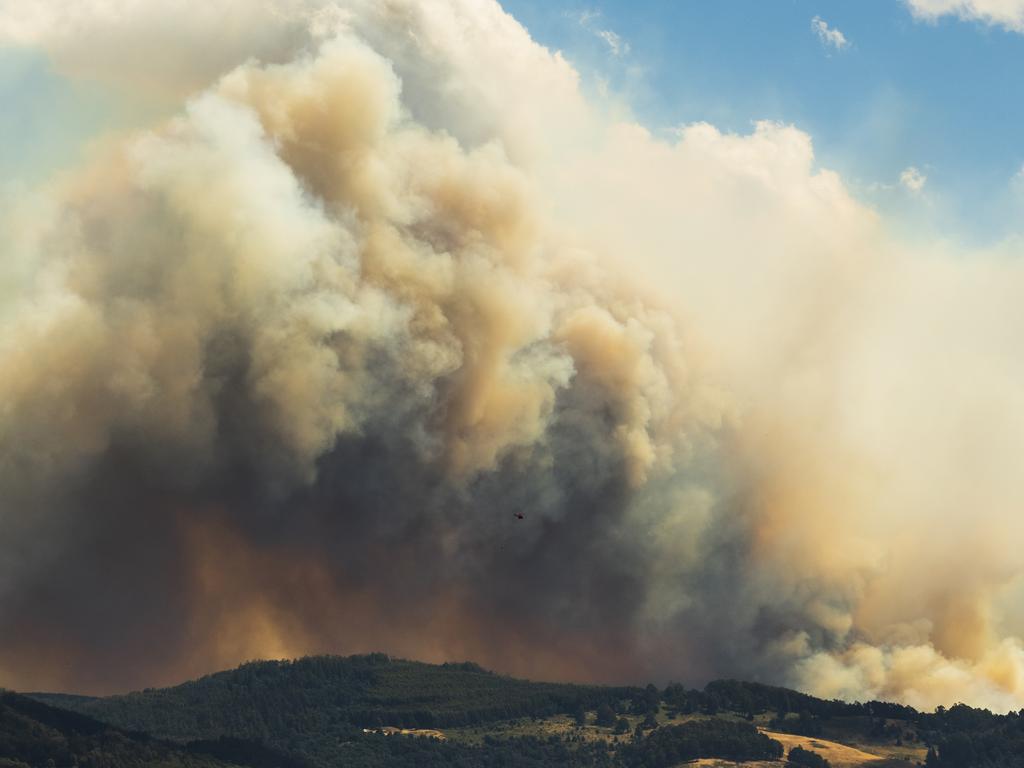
[4,0,1024,710]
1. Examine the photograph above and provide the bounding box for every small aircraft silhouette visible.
[513,512,525,520]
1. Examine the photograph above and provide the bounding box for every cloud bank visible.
[907,0,1024,31]
[3,0,1024,713]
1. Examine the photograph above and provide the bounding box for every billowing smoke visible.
[3,0,1024,711]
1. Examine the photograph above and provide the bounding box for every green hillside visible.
[0,690,249,768]
[29,655,649,767]
[3,683,624,768]
[24,655,787,768]
[36,655,642,736]
[24,654,1024,767]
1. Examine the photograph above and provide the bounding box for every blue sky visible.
[3,1,1024,242]
[502,0,1024,243]
[0,47,122,186]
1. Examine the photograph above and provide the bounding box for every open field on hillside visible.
[760,729,922,767]
[443,710,925,766]
[444,708,724,745]
[445,712,633,745]
[818,718,930,765]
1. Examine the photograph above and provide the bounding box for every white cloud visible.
[906,0,1024,31]
[573,9,630,56]
[900,166,928,192]
[595,27,629,56]
[811,15,850,50]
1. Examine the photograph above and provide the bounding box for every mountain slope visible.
[0,690,244,768]
[30,655,647,767]
[35,654,642,736]
[29,654,1024,768]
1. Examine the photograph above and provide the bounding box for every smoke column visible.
[4,0,1024,711]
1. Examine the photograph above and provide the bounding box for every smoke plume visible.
[3,0,1024,711]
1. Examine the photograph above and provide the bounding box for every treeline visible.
[663,679,917,721]
[618,720,783,767]
[922,705,1024,767]
[49,655,646,735]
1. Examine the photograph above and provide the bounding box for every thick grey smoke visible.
[4,0,1024,711]
[0,14,728,693]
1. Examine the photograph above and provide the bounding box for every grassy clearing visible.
[440,708,925,768]
[819,718,928,765]
[444,713,632,745]
[760,729,920,767]
[442,705,727,745]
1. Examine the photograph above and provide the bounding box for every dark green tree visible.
[788,745,830,768]
[595,703,616,728]
[642,684,660,712]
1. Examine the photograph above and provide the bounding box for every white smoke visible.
[3,0,1024,712]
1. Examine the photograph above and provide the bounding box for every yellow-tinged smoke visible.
[3,0,1024,711]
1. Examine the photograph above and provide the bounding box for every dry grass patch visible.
[363,726,446,740]
[759,730,914,768]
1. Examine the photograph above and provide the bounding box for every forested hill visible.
[28,655,651,767]
[33,654,643,737]
[0,689,295,768]
[25,654,1024,768]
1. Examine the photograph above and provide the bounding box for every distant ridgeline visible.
[33,654,644,733]
[18,653,1024,768]
[0,690,300,768]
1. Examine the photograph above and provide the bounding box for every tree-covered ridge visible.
[678,679,916,720]
[26,655,1024,768]
[29,655,650,767]
[0,690,241,768]
[916,704,1024,768]
[42,654,643,737]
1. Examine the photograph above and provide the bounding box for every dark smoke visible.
[4,0,1024,712]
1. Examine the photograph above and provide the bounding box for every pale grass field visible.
[363,726,447,740]
[434,708,926,766]
[759,729,921,767]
